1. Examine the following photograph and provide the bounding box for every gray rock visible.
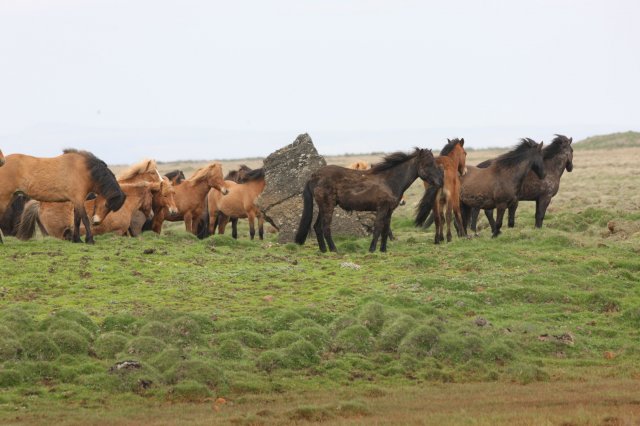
[257,133,373,243]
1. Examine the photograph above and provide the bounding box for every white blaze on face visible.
[221,187,229,195]
[463,166,468,175]
[92,214,101,225]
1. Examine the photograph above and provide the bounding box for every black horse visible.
[296,148,443,253]
[470,135,573,232]
[429,138,545,238]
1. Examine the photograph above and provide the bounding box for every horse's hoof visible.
[86,239,95,245]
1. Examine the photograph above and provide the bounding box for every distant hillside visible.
[575,131,640,150]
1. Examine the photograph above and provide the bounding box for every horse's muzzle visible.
[168,208,179,216]
[399,199,406,206]
[221,187,229,195]
[92,215,101,226]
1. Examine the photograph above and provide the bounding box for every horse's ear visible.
[447,138,451,143]
[460,138,465,147]
[569,137,573,144]
[538,142,544,151]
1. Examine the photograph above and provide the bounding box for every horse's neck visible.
[510,157,539,190]
[544,154,567,179]
[181,178,210,203]
[379,159,418,197]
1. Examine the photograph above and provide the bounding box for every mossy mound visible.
[378,315,417,352]
[164,359,226,390]
[149,347,184,372]
[50,330,89,355]
[270,331,303,348]
[333,325,373,354]
[297,326,329,350]
[102,313,143,334]
[168,380,213,402]
[358,302,387,336]
[21,332,60,361]
[41,318,94,342]
[0,370,22,388]
[124,336,166,358]
[0,308,36,334]
[217,339,246,360]
[398,325,440,358]
[0,338,23,362]
[170,316,202,345]
[93,332,130,359]
[217,331,267,349]
[282,340,320,369]
[138,321,173,342]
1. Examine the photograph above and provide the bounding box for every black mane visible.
[495,138,540,169]
[439,138,463,157]
[239,167,264,183]
[371,149,419,174]
[226,165,252,182]
[64,149,125,211]
[543,134,571,160]
[165,169,186,183]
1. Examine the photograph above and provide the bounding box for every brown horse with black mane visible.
[470,134,574,231]
[424,138,545,238]
[296,148,443,253]
[0,149,125,244]
[415,138,468,244]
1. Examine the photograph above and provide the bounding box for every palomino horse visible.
[296,148,443,253]
[449,138,545,238]
[470,135,574,231]
[0,149,125,244]
[415,138,468,244]
[17,181,159,240]
[207,168,266,240]
[150,163,228,235]
[117,159,179,236]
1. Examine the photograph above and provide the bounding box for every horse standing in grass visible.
[17,181,159,240]
[202,165,253,239]
[470,135,574,232]
[414,138,468,244]
[206,168,266,240]
[150,163,228,235]
[0,149,125,244]
[296,148,443,253]
[440,139,545,238]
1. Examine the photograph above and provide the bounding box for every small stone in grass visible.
[143,248,156,255]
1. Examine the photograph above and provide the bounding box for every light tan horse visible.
[347,160,370,170]
[17,182,160,240]
[0,149,125,244]
[206,168,266,240]
[151,163,228,235]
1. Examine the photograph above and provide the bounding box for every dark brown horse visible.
[0,149,125,244]
[296,148,443,253]
[470,135,573,231]
[164,170,186,185]
[447,138,545,238]
[415,138,468,243]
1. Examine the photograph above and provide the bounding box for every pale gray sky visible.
[0,0,638,163]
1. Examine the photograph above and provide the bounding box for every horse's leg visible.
[258,214,264,240]
[492,207,506,238]
[484,209,496,234]
[76,205,94,244]
[248,212,256,240]
[313,210,327,253]
[535,197,551,228]
[184,212,193,234]
[445,205,453,243]
[72,208,82,243]
[508,201,518,228]
[321,204,337,252]
[433,200,442,244]
[461,203,471,236]
[369,208,387,252]
[152,209,165,234]
[380,210,393,252]
[470,207,480,234]
[231,218,238,239]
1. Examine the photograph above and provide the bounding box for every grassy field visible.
[1,143,639,425]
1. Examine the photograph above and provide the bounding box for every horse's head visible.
[565,136,574,172]
[87,191,127,226]
[417,149,443,188]
[151,178,179,216]
[206,163,229,195]
[531,141,546,179]
[446,138,468,176]
[140,186,155,219]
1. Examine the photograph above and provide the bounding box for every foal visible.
[415,138,468,243]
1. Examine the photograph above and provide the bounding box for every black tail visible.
[414,185,439,227]
[0,193,28,236]
[141,218,153,232]
[16,200,40,241]
[422,211,435,229]
[295,181,314,245]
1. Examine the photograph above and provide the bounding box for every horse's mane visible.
[494,139,540,169]
[189,163,219,182]
[118,159,158,181]
[164,169,185,183]
[543,134,571,160]
[439,138,463,157]
[64,149,125,209]
[225,165,251,182]
[371,149,419,174]
[239,167,264,183]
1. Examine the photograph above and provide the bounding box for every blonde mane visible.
[118,159,158,182]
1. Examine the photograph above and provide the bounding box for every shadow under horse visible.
[296,148,443,253]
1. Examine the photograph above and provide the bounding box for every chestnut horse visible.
[17,181,158,240]
[415,138,468,244]
[206,168,266,240]
[449,139,545,238]
[470,135,574,231]
[0,149,125,244]
[202,165,252,239]
[296,148,443,253]
[150,163,228,235]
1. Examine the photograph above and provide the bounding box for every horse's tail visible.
[415,185,439,227]
[295,180,314,245]
[422,211,435,229]
[0,193,28,236]
[16,200,41,240]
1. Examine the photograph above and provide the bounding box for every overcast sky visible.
[0,0,638,163]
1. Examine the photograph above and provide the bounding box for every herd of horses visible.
[0,134,574,251]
